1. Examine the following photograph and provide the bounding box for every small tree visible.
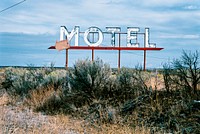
[163,50,200,96]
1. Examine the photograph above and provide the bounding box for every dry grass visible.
[0,105,150,134]
[24,86,57,109]
[145,71,165,90]
[0,105,80,134]
[0,89,150,134]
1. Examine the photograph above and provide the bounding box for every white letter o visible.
[84,27,103,46]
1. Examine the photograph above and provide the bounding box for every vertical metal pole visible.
[92,49,94,61]
[66,49,68,70]
[143,50,146,71]
[65,36,69,70]
[92,32,94,62]
[143,32,146,71]
[118,33,121,72]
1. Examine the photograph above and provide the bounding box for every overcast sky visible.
[0,0,200,68]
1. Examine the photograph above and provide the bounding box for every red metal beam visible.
[48,46,163,51]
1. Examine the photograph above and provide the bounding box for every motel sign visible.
[49,26,164,71]
[60,26,155,48]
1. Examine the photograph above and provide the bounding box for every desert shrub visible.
[86,100,116,124]
[62,58,122,123]
[121,89,200,133]
[2,53,199,133]
[2,67,44,96]
[2,67,66,98]
[42,70,67,90]
[163,64,175,93]
[65,58,112,107]
[35,93,74,115]
[113,67,149,104]
[120,51,200,133]
[62,59,153,125]
[20,69,70,115]
[118,51,200,133]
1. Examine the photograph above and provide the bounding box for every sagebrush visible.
[1,51,200,133]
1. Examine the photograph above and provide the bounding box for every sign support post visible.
[92,49,94,61]
[92,32,94,61]
[118,33,121,72]
[143,50,146,71]
[66,49,68,70]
